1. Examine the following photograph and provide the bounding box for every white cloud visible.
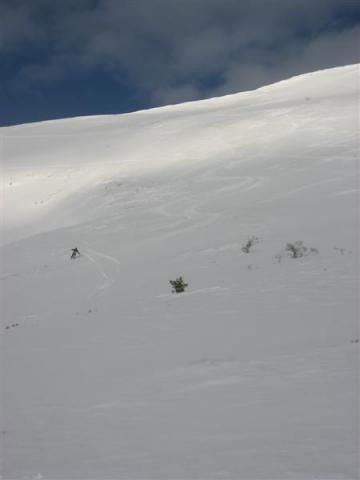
[208,26,360,98]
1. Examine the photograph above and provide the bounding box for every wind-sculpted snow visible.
[1,65,359,479]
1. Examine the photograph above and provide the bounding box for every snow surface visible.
[1,64,359,480]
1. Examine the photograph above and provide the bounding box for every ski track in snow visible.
[79,246,123,299]
[157,286,229,299]
[84,246,122,266]
[81,251,111,291]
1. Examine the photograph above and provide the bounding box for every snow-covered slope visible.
[1,65,359,480]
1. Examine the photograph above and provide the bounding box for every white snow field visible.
[1,64,359,480]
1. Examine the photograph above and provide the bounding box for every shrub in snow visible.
[286,241,315,258]
[170,276,188,293]
[242,236,259,254]
[5,323,19,331]
[286,241,307,258]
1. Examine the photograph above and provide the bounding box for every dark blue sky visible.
[1,0,359,126]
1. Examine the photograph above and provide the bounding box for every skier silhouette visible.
[71,247,80,259]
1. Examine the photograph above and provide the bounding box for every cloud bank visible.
[1,0,359,120]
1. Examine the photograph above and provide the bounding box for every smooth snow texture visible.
[1,64,359,480]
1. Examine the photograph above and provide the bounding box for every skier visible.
[71,247,80,259]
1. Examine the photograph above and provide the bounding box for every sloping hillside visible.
[1,64,359,480]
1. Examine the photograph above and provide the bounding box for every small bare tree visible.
[242,236,259,254]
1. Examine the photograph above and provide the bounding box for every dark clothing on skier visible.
[71,248,80,259]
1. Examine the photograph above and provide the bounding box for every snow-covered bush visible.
[284,241,319,259]
[170,276,188,293]
[242,236,259,253]
[285,241,309,258]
